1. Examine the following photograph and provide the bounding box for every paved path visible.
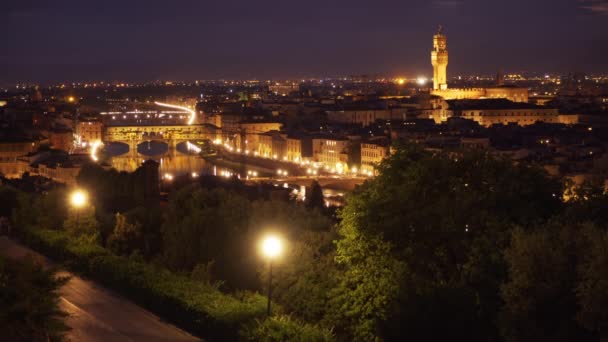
[0,236,200,342]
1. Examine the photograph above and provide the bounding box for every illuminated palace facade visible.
[429,28,529,103]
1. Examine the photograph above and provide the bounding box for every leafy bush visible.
[241,316,334,342]
[107,213,143,256]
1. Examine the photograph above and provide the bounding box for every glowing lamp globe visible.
[261,236,283,259]
[70,190,87,208]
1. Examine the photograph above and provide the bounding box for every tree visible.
[499,222,608,341]
[249,200,336,322]
[562,179,608,226]
[107,213,143,256]
[161,184,338,295]
[0,256,69,341]
[125,205,163,258]
[37,189,70,230]
[306,181,325,210]
[161,186,251,288]
[77,163,157,213]
[12,188,68,232]
[332,225,405,341]
[500,224,589,341]
[576,225,608,341]
[333,145,563,341]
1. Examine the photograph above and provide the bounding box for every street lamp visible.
[260,234,283,317]
[70,190,88,231]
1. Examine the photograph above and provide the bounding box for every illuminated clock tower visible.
[431,26,448,90]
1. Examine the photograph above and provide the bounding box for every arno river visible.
[104,141,358,204]
[105,141,221,177]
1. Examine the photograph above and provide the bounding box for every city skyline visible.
[2,3,608,339]
[2,0,608,85]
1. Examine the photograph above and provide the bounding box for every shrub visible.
[240,316,334,342]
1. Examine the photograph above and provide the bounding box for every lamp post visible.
[70,190,88,231]
[261,235,283,317]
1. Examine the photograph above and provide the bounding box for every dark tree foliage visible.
[75,164,163,249]
[306,180,325,211]
[12,188,69,232]
[266,229,338,323]
[161,186,253,289]
[501,223,608,342]
[0,185,18,218]
[124,205,163,258]
[161,184,336,293]
[334,145,564,341]
[562,179,608,226]
[576,225,608,339]
[0,256,69,342]
[249,199,337,322]
[76,164,156,213]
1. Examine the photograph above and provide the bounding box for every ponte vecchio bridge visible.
[100,102,220,156]
[103,124,220,156]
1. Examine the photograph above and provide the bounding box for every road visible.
[0,236,200,342]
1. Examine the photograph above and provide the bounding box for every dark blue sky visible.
[1,0,607,84]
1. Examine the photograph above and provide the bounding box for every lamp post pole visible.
[261,235,282,318]
[76,207,80,232]
[267,261,273,317]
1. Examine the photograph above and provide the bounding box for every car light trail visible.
[154,102,196,125]
[90,140,103,161]
[186,141,201,153]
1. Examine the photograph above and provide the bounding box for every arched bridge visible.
[104,124,220,156]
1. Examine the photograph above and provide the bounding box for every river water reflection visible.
[104,142,356,205]
[106,141,221,177]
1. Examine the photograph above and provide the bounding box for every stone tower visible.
[431,26,448,90]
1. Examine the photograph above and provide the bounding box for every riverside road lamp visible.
[70,189,88,231]
[260,234,283,317]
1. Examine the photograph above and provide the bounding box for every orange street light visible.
[260,234,284,317]
[70,189,88,231]
[70,189,87,208]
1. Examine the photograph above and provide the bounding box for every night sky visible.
[2,0,607,84]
